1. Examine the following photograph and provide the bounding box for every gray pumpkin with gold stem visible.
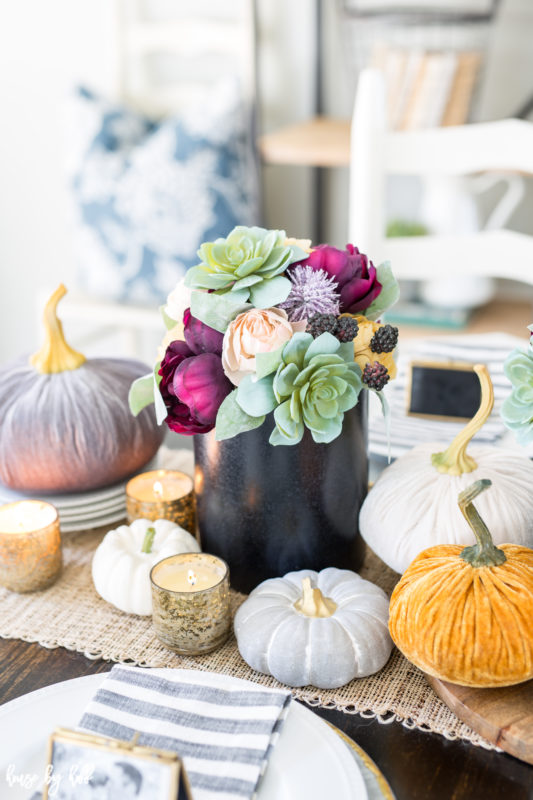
[234,567,392,689]
[360,364,533,574]
[0,285,164,493]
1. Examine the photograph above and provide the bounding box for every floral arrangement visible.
[129,226,400,445]
[501,324,533,445]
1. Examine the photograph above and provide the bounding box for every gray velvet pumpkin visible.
[0,285,164,493]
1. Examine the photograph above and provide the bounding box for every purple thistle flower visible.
[279,266,340,323]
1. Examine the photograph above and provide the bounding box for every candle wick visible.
[153,480,164,498]
[187,570,197,587]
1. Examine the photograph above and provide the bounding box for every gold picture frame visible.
[43,727,192,800]
[406,359,482,423]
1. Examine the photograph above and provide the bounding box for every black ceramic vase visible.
[193,394,368,594]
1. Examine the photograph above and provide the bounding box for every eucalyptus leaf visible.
[287,244,310,264]
[128,372,154,416]
[159,305,180,330]
[365,261,400,321]
[237,374,277,417]
[255,345,284,380]
[248,275,291,309]
[190,290,251,334]
[215,390,265,441]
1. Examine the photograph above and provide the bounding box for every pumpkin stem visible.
[294,577,337,618]
[459,479,507,568]
[141,527,156,554]
[30,285,86,374]
[431,365,493,476]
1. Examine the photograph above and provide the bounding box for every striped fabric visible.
[78,666,292,800]
[369,332,525,460]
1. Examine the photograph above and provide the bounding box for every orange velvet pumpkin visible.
[389,479,533,688]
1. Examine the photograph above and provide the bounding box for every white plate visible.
[59,511,127,534]
[0,673,367,800]
[57,498,126,521]
[0,481,127,510]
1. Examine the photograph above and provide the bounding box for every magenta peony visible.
[158,313,231,434]
[159,340,192,399]
[172,353,232,433]
[183,308,224,355]
[296,244,382,314]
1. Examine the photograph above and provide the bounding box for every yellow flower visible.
[343,315,397,380]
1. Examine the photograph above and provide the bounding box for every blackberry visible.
[362,362,390,391]
[336,316,359,343]
[307,313,338,338]
[370,324,399,353]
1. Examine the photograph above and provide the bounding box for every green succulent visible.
[501,325,533,446]
[230,332,362,446]
[185,226,306,309]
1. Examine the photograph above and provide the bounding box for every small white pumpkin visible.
[234,567,392,689]
[360,365,533,574]
[92,518,200,615]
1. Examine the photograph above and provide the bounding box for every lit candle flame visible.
[187,570,197,587]
[153,480,164,498]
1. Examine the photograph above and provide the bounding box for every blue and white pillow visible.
[68,82,260,305]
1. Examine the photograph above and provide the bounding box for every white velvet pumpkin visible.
[362,364,533,574]
[92,518,200,615]
[360,442,533,574]
[234,568,393,689]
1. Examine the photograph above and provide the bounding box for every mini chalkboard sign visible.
[406,361,483,422]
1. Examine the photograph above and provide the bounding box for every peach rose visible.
[222,308,305,386]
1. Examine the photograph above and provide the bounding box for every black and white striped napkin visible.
[78,666,292,800]
[369,332,525,460]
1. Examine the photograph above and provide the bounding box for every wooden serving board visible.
[427,675,533,764]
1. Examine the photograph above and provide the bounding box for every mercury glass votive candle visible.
[0,500,62,592]
[150,553,231,655]
[126,469,196,534]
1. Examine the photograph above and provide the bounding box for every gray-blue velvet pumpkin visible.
[0,285,164,493]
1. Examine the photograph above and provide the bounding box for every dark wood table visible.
[1,639,532,800]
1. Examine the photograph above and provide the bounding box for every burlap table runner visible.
[0,525,495,751]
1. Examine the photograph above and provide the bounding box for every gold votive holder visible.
[150,553,231,655]
[0,500,62,593]
[126,469,196,534]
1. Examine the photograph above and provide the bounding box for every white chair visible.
[58,0,258,363]
[349,68,533,302]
